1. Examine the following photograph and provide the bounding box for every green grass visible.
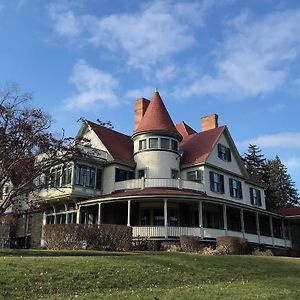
[1,249,300,299]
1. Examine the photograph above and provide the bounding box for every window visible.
[160,138,170,149]
[218,144,231,161]
[153,209,164,226]
[171,169,179,179]
[250,188,262,206]
[62,165,72,185]
[141,209,150,225]
[229,178,243,199]
[149,138,158,149]
[139,139,147,150]
[187,170,203,182]
[75,165,97,188]
[209,171,224,193]
[115,168,135,182]
[138,169,146,179]
[171,140,178,151]
[51,167,62,187]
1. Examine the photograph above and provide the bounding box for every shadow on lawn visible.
[0,249,135,257]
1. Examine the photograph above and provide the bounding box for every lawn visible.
[0,249,300,299]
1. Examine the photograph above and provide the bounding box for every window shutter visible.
[209,171,214,192]
[229,178,234,197]
[257,190,262,206]
[238,181,243,199]
[217,144,221,158]
[250,188,254,204]
[220,175,224,194]
[227,148,232,162]
[96,169,102,190]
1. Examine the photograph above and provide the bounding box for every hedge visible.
[180,235,199,252]
[216,236,248,254]
[44,224,132,251]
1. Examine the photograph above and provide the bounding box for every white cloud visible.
[48,1,213,73]
[238,132,300,149]
[63,60,119,110]
[175,9,300,100]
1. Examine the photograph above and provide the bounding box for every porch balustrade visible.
[114,178,204,192]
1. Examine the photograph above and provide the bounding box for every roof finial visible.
[154,87,158,93]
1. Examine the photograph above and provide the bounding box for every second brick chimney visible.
[134,98,150,131]
[201,114,219,131]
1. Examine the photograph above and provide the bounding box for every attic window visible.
[218,144,231,162]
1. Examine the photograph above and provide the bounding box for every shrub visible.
[252,248,273,256]
[43,224,132,251]
[131,237,161,251]
[216,236,248,254]
[180,235,199,252]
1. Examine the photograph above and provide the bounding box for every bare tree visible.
[0,83,79,214]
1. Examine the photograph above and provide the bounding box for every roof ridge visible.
[86,120,131,138]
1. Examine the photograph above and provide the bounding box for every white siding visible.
[206,134,244,176]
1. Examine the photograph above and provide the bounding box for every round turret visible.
[132,91,182,179]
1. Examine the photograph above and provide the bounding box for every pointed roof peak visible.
[154,87,158,93]
[134,91,181,139]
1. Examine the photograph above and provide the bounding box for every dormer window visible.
[149,138,158,149]
[139,139,147,150]
[218,144,231,161]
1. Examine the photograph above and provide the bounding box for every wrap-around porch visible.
[65,198,292,248]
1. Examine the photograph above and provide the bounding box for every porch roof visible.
[275,207,300,217]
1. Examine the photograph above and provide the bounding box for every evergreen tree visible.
[243,144,266,176]
[264,155,300,209]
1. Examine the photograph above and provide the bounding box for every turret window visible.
[149,138,158,149]
[171,169,179,179]
[139,139,147,150]
[171,140,178,151]
[161,138,170,149]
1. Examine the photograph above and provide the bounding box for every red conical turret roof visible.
[135,91,181,139]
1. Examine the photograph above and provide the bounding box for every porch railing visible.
[114,178,204,193]
[132,226,291,247]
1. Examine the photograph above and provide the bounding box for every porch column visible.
[282,219,287,248]
[41,212,47,247]
[127,200,131,226]
[65,204,68,224]
[240,209,245,238]
[97,203,102,225]
[256,212,261,244]
[198,201,203,239]
[76,206,81,224]
[53,206,57,224]
[164,199,168,239]
[223,204,228,236]
[270,216,274,246]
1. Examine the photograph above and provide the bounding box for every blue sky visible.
[1,0,300,189]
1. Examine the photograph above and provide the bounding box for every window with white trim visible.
[229,178,243,199]
[250,187,262,206]
[218,144,231,161]
[209,171,224,194]
[187,170,203,182]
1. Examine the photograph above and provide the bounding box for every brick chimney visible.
[134,98,150,131]
[201,114,219,131]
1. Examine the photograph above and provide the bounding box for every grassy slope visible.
[0,250,300,299]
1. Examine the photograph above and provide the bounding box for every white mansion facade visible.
[35,90,297,249]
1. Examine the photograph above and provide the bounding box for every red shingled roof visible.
[86,120,134,165]
[135,91,181,138]
[274,207,300,217]
[176,121,197,138]
[180,126,225,166]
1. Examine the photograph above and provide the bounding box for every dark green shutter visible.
[220,174,224,194]
[229,178,234,197]
[238,181,243,199]
[250,188,254,204]
[209,171,215,192]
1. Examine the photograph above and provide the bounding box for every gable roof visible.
[86,120,134,165]
[176,121,197,138]
[135,91,181,139]
[180,126,225,166]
